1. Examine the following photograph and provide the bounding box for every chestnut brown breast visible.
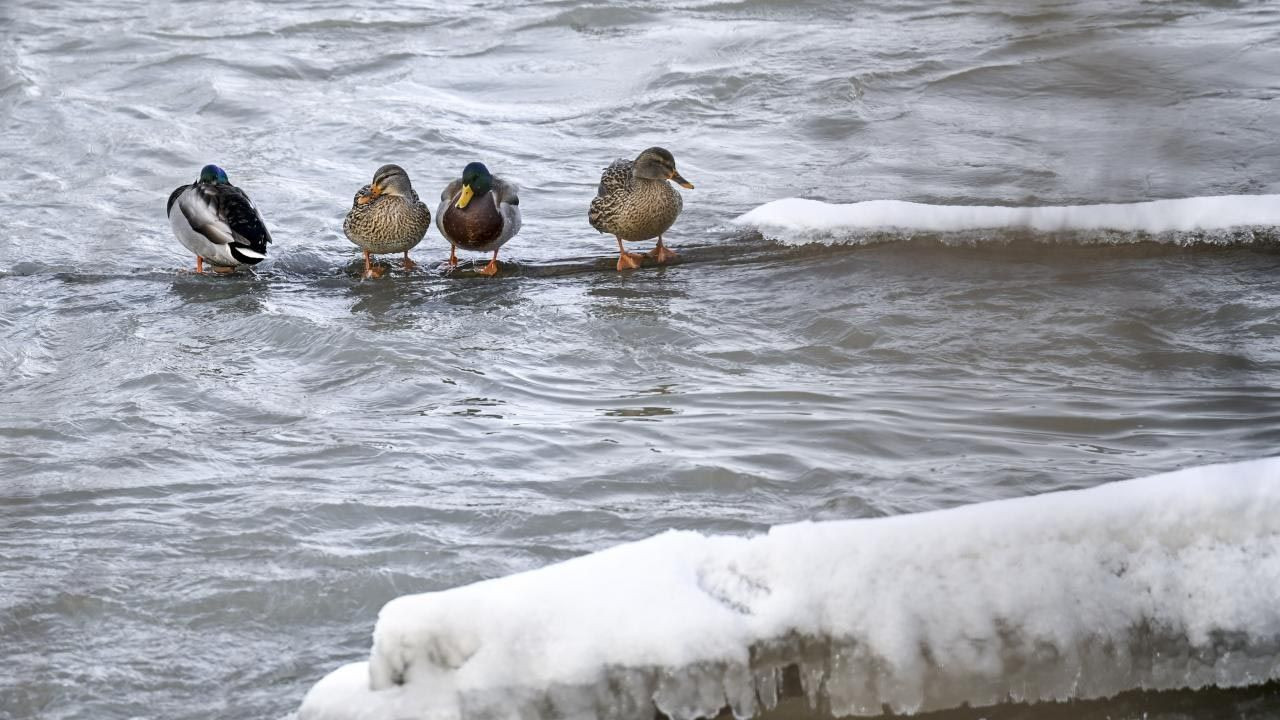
[442,191,504,251]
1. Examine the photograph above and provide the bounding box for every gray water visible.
[2,1,1280,718]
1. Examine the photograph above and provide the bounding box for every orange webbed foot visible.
[647,245,679,264]
[616,252,645,271]
[361,251,385,279]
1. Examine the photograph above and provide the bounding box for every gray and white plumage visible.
[166,165,271,267]
[435,175,522,253]
[343,164,431,255]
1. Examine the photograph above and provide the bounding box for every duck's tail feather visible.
[229,243,267,264]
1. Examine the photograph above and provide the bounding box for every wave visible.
[734,195,1280,247]
[516,6,658,33]
[298,457,1280,720]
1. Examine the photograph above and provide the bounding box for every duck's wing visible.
[214,184,272,253]
[492,178,522,243]
[350,184,373,209]
[439,178,463,204]
[589,161,631,233]
[176,183,271,258]
[595,159,631,197]
[492,178,520,208]
[166,183,190,216]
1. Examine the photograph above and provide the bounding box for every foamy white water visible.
[299,457,1280,720]
[736,195,1280,245]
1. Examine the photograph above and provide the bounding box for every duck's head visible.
[633,147,693,189]
[366,164,414,202]
[199,164,230,185]
[455,162,493,209]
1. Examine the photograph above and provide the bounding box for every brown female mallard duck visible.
[435,162,522,277]
[343,164,431,279]
[588,147,694,271]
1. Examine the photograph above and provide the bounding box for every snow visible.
[732,195,1280,245]
[299,457,1280,720]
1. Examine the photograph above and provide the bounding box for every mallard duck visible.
[588,147,694,271]
[167,164,271,273]
[436,162,521,277]
[343,164,432,279]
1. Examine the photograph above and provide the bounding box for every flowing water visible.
[2,1,1279,718]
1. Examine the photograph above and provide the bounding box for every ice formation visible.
[733,195,1280,246]
[299,457,1280,720]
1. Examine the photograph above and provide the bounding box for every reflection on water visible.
[585,277,686,319]
[167,276,271,313]
[601,406,679,419]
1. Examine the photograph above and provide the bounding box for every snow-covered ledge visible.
[299,457,1280,720]
[732,195,1280,246]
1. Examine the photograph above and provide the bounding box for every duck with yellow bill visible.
[436,162,522,277]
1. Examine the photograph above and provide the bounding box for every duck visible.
[343,164,432,279]
[588,147,694,271]
[166,164,271,273]
[436,162,522,277]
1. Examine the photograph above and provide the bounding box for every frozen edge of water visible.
[300,456,1280,720]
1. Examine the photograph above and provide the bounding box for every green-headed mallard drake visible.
[343,164,431,279]
[436,162,522,277]
[167,164,271,274]
[588,147,694,271]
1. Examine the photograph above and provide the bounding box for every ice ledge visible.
[300,457,1280,720]
[732,195,1280,246]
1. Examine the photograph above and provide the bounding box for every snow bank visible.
[733,195,1280,246]
[299,457,1280,720]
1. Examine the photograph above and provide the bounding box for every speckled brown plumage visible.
[588,158,684,242]
[343,168,431,256]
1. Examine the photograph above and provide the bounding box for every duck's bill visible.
[456,184,475,209]
[670,171,694,189]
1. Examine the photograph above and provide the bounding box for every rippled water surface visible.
[3,1,1280,718]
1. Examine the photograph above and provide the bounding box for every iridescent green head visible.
[199,164,230,184]
[456,162,493,209]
